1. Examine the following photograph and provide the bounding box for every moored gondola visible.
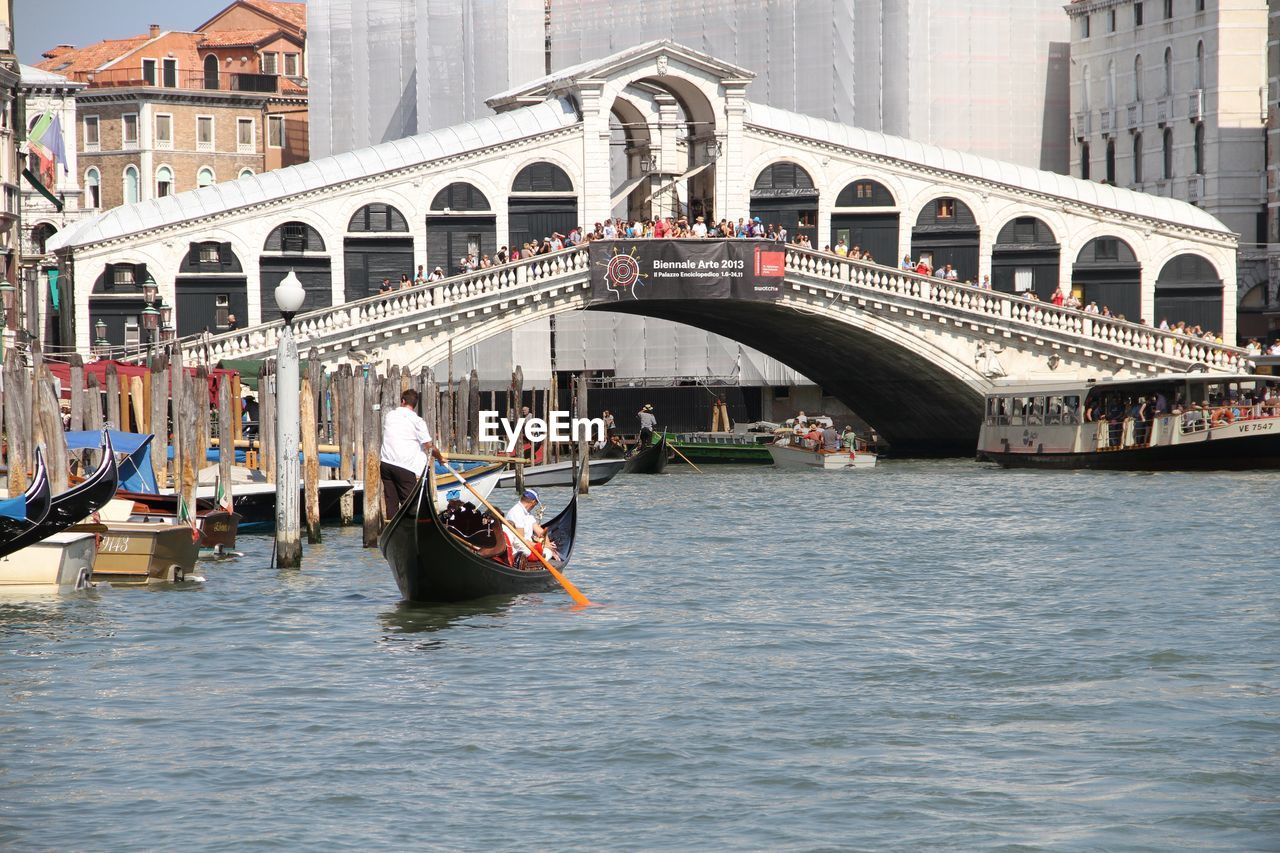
[379,472,578,603]
[6,429,119,556]
[0,449,52,560]
[623,432,668,474]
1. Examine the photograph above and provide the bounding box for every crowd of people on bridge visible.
[364,212,1237,347]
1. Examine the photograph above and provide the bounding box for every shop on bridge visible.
[260,222,332,323]
[1156,255,1223,333]
[990,217,1060,301]
[88,261,150,348]
[344,203,414,300]
[508,163,578,252]
[175,241,248,337]
[426,182,496,275]
[829,179,898,265]
[750,162,818,246]
[911,197,980,282]
[1071,237,1141,319]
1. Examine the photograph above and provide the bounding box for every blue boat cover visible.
[0,494,26,520]
[64,430,157,494]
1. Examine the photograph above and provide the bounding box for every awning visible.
[217,357,311,391]
[609,174,650,211]
[645,160,713,203]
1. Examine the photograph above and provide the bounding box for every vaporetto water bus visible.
[976,371,1280,470]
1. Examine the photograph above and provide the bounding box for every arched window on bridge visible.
[1072,236,1141,320]
[261,221,331,322]
[509,163,577,256]
[429,182,496,277]
[750,162,818,247]
[89,261,149,350]
[991,217,1059,300]
[30,222,57,256]
[831,179,897,264]
[911,197,979,282]
[345,203,414,301]
[176,241,247,336]
[1156,254,1222,334]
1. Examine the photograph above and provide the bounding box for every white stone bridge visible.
[48,40,1247,453]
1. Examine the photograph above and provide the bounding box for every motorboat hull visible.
[0,532,97,594]
[493,457,625,490]
[767,443,877,470]
[979,429,1280,470]
[89,522,201,584]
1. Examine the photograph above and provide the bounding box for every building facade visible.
[0,0,19,339]
[1066,0,1269,334]
[1267,3,1279,319]
[18,64,85,347]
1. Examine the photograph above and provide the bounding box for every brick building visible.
[35,0,308,213]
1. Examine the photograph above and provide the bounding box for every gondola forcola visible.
[378,460,587,605]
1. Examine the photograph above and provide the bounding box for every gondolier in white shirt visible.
[637,404,657,450]
[380,389,444,518]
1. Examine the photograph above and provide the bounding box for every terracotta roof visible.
[278,76,307,94]
[197,28,291,48]
[36,36,149,75]
[240,0,307,32]
[200,0,306,34]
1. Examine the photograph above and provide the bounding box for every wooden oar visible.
[439,458,592,607]
[663,434,704,474]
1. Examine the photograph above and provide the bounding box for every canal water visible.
[0,462,1276,848]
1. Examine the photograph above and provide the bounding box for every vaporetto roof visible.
[744,101,1232,237]
[48,98,581,252]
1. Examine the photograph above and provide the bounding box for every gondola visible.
[379,471,578,603]
[0,449,52,560]
[623,432,668,474]
[6,429,119,556]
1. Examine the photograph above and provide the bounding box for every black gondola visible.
[4,431,119,558]
[379,472,578,603]
[0,449,52,559]
[623,433,668,474]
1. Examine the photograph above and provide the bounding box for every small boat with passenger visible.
[379,472,578,604]
[977,370,1280,470]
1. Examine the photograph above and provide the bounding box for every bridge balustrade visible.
[121,239,1245,375]
[783,245,1247,372]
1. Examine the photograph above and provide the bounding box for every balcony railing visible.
[1074,111,1092,140]
[1188,89,1204,122]
[1126,101,1142,130]
[67,67,284,94]
[1155,97,1171,126]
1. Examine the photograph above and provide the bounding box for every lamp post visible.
[273,269,305,568]
[94,317,110,356]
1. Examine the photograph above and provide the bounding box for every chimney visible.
[149,24,160,38]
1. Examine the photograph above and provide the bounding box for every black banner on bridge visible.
[588,239,785,304]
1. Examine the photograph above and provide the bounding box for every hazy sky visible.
[15,0,304,65]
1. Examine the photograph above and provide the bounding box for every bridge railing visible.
[124,247,592,364]
[783,246,1249,372]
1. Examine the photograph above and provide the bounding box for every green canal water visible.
[0,462,1277,848]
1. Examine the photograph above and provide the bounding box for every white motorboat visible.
[977,372,1280,470]
[492,457,626,490]
[0,531,98,594]
[767,437,877,470]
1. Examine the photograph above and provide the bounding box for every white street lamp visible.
[273,268,303,566]
[274,268,305,326]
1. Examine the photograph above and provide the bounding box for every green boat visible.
[662,431,775,465]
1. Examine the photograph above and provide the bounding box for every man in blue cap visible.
[505,488,546,565]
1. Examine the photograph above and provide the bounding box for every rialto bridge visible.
[48,41,1246,453]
